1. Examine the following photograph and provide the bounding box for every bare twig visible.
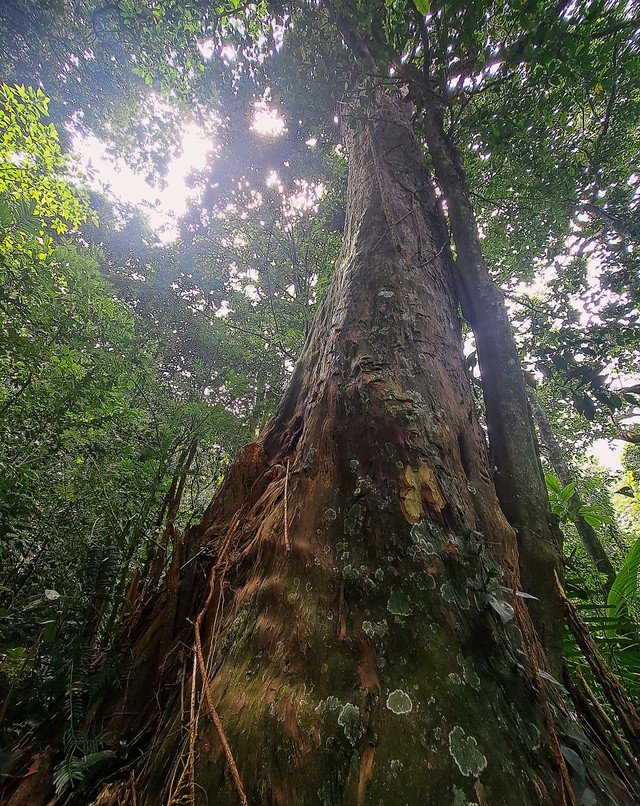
[284,459,290,553]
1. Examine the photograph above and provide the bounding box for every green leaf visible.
[606,538,640,638]
[544,473,563,495]
[559,482,576,503]
[412,0,430,15]
[578,505,614,527]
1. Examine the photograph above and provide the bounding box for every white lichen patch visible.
[410,521,440,555]
[448,726,487,777]
[322,696,341,711]
[338,703,362,744]
[386,689,413,714]
[457,655,481,690]
[390,759,404,777]
[452,785,478,806]
[440,581,470,610]
[362,619,388,639]
[387,588,412,616]
[378,289,395,298]
[415,572,436,592]
[463,665,481,691]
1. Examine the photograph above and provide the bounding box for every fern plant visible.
[607,538,640,637]
[52,664,115,796]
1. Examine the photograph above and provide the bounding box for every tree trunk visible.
[528,391,617,593]
[418,96,565,675]
[10,89,633,806]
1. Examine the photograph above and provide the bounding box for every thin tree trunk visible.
[419,96,564,675]
[529,391,617,592]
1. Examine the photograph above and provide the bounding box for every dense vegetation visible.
[0,0,639,802]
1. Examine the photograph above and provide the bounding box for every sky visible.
[72,123,212,243]
[72,103,287,243]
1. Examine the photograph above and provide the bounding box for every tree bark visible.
[97,90,596,806]
[418,94,565,675]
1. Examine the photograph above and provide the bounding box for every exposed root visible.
[188,651,198,805]
[513,592,577,806]
[194,570,248,806]
[284,458,291,553]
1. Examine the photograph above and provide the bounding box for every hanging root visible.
[284,459,291,552]
[565,664,640,791]
[193,570,248,806]
[555,572,640,757]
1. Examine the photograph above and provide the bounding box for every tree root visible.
[193,570,248,806]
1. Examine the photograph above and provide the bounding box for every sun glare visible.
[72,123,212,243]
[251,103,287,137]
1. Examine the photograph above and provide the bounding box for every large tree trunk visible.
[16,89,631,806]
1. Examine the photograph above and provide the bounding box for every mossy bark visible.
[19,90,629,806]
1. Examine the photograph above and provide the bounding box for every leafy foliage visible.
[546,473,614,528]
[607,538,640,636]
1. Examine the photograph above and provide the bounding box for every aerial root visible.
[513,587,578,806]
[193,569,248,806]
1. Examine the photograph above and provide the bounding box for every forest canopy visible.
[1,1,640,804]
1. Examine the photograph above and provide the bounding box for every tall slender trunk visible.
[528,391,616,592]
[419,97,564,674]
